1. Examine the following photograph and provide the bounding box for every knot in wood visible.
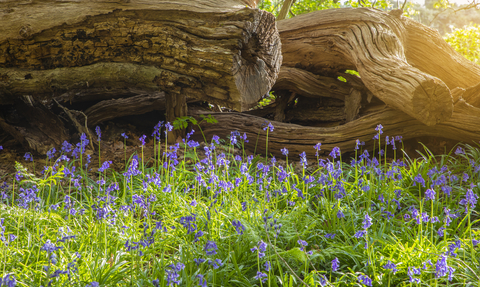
[19,24,32,39]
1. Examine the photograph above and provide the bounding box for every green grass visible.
[0,123,479,286]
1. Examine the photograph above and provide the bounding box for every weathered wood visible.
[344,89,362,122]
[0,96,69,153]
[84,92,166,127]
[0,0,282,111]
[273,91,292,122]
[194,102,480,158]
[165,93,187,144]
[277,8,461,126]
[273,67,349,101]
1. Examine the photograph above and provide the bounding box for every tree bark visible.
[0,0,282,111]
[84,92,166,127]
[194,102,480,158]
[276,8,475,126]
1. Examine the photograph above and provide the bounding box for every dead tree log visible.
[195,100,480,158]
[0,0,281,153]
[84,92,166,127]
[276,8,480,126]
[195,8,480,157]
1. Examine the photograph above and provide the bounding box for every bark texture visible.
[0,0,281,153]
[0,0,282,111]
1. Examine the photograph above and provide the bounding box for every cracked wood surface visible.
[0,0,282,111]
[276,8,480,126]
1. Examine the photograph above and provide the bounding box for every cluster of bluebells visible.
[1,122,480,287]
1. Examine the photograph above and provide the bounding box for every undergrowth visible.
[0,123,479,286]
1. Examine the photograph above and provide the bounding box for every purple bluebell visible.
[329,147,341,159]
[208,258,223,269]
[413,174,426,187]
[299,152,307,167]
[373,124,383,140]
[425,188,436,200]
[354,229,367,238]
[24,152,33,162]
[121,133,128,139]
[204,240,218,256]
[165,122,173,132]
[459,189,478,209]
[383,261,398,274]
[332,257,340,271]
[337,210,345,218]
[232,220,245,235]
[95,126,101,142]
[281,148,289,156]
[98,161,112,173]
[363,213,372,229]
[264,261,271,272]
[196,274,207,287]
[46,148,56,160]
[358,274,372,286]
[263,122,274,132]
[297,239,308,251]
[254,271,268,283]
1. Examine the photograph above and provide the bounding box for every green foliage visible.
[257,91,276,108]
[1,125,480,286]
[444,24,480,64]
[258,0,417,18]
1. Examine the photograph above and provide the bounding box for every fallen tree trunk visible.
[276,8,480,126]
[0,0,281,111]
[0,0,281,152]
[194,101,480,158]
[84,92,166,127]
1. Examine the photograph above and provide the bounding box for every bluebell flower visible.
[41,240,62,253]
[383,261,398,274]
[281,148,289,156]
[363,213,372,229]
[325,233,336,239]
[263,122,274,132]
[435,254,449,279]
[152,279,160,287]
[165,122,173,132]
[254,271,268,283]
[204,240,218,256]
[196,274,207,287]
[299,152,307,167]
[264,261,271,272]
[337,210,345,218]
[232,220,245,235]
[121,133,128,139]
[329,147,341,159]
[358,274,372,286]
[179,214,197,234]
[354,229,367,238]
[408,267,421,283]
[454,146,465,155]
[95,126,101,141]
[413,174,426,187]
[24,152,33,162]
[98,161,112,173]
[373,124,383,140]
[331,257,339,271]
[297,239,308,251]
[208,258,223,269]
[194,258,206,266]
[85,282,99,287]
[46,148,56,160]
[165,262,184,286]
[459,189,478,209]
